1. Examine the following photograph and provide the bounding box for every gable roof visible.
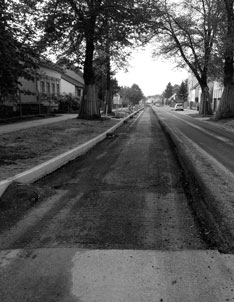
[61,69,84,87]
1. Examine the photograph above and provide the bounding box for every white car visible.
[174,103,184,111]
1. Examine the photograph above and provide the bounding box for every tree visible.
[120,84,145,106]
[0,0,39,104]
[163,82,173,98]
[39,0,157,119]
[177,80,188,102]
[152,0,222,115]
[93,55,120,111]
[215,0,234,119]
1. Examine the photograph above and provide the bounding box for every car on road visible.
[174,103,184,111]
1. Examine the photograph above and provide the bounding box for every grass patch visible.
[0,118,119,180]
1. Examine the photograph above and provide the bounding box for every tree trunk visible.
[106,55,112,114]
[79,85,100,120]
[199,86,212,115]
[78,18,101,120]
[214,85,234,119]
[214,0,234,120]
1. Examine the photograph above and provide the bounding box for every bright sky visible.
[115,46,188,97]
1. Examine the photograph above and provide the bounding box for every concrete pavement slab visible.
[1,248,234,301]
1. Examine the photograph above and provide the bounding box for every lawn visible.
[0,117,119,181]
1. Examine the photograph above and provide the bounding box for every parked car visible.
[174,103,184,111]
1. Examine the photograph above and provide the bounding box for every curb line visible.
[152,106,234,252]
[0,108,143,198]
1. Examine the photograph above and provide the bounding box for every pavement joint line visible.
[0,108,144,198]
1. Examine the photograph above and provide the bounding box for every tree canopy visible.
[163,82,173,99]
[120,84,145,106]
[150,0,222,114]
[0,0,39,103]
[37,0,159,119]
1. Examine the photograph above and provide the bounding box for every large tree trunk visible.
[214,85,234,119]
[199,86,212,115]
[79,85,100,119]
[106,55,113,114]
[214,0,234,120]
[78,18,101,120]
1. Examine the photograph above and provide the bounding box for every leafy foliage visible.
[177,80,188,102]
[151,0,222,114]
[163,82,173,99]
[120,84,145,105]
[0,0,40,103]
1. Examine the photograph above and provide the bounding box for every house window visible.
[46,82,50,94]
[40,81,45,93]
[57,83,60,95]
[75,87,81,97]
[52,83,55,95]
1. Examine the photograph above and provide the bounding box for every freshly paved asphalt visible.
[155,107,234,175]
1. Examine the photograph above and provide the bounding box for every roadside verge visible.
[0,108,143,198]
[152,106,234,252]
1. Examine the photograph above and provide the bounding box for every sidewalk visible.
[0,114,78,135]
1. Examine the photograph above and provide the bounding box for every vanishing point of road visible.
[1,106,234,301]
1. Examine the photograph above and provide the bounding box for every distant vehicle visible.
[174,103,184,111]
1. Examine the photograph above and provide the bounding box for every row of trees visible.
[35,0,155,119]
[1,0,234,120]
[151,0,234,119]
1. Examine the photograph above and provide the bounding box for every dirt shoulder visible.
[0,117,119,181]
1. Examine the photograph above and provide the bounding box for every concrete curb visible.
[152,106,234,252]
[0,108,143,198]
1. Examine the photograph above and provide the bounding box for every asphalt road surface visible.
[1,106,234,301]
[155,107,234,176]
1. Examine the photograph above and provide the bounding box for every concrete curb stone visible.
[0,108,143,198]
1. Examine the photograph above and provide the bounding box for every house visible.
[61,69,84,99]
[212,81,224,112]
[187,73,200,109]
[2,60,85,116]
[187,72,224,112]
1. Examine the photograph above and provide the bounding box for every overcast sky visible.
[115,46,188,97]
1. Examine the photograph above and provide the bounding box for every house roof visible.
[168,93,177,100]
[61,69,84,87]
[40,59,63,73]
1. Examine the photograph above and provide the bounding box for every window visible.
[57,83,60,95]
[75,87,81,97]
[40,81,45,93]
[52,83,55,95]
[46,82,50,94]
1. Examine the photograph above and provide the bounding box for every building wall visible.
[19,77,37,104]
[187,73,199,109]
[212,81,224,112]
[60,79,75,96]
[38,66,61,96]
[5,63,84,116]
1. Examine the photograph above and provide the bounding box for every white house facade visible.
[187,72,224,112]
[3,61,85,116]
